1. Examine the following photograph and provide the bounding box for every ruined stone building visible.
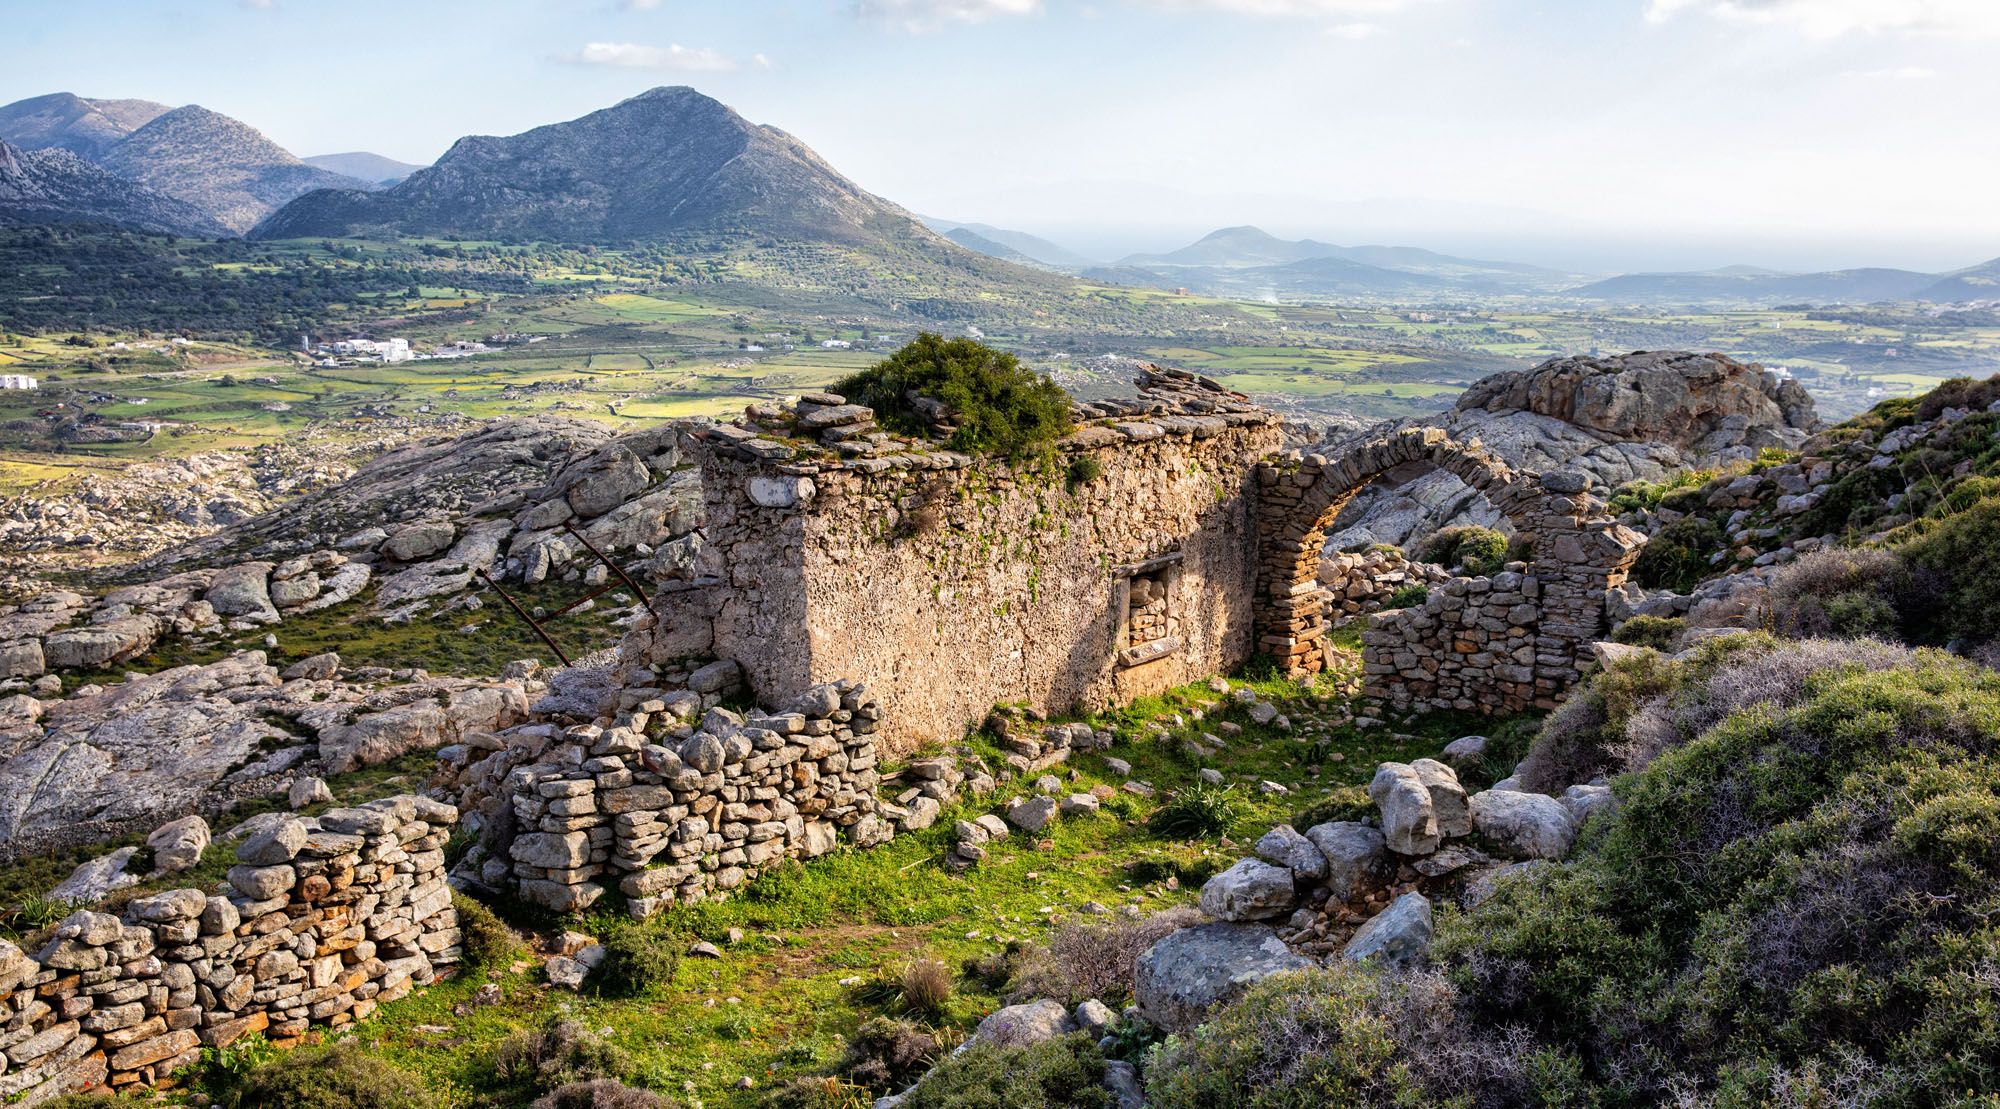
[620,369,1645,753]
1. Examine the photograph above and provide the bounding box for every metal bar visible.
[563,522,653,608]
[476,567,572,667]
[545,581,622,620]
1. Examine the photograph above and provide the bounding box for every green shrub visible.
[1767,546,1915,640]
[1608,468,1716,514]
[1065,456,1102,491]
[1914,372,2000,422]
[1609,614,1685,651]
[592,926,680,999]
[1383,583,1429,610]
[1631,515,1725,591]
[834,334,1073,463]
[1147,781,1244,839]
[1422,525,1510,576]
[902,1032,1110,1109]
[839,1017,938,1095]
[1515,646,1681,794]
[217,1040,430,1109]
[1900,495,2000,642]
[1146,968,1415,1108]
[532,1078,673,1109]
[494,1019,634,1095]
[1290,786,1371,830]
[452,892,515,971]
[1440,638,2000,1102]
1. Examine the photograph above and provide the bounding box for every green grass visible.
[333,649,1528,1107]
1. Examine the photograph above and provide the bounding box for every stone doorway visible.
[1253,428,1646,713]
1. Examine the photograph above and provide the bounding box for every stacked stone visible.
[1255,427,1645,715]
[630,368,1285,755]
[1317,547,1451,624]
[1359,565,1543,714]
[991,720,1108,777]
[505,680,895,918]
[0,794,458,1103]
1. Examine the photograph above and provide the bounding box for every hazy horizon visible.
[9,0,1999,275]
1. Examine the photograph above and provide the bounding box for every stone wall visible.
[0,795,459,1104]
[499,680,901,917]
[1317,547,1451,626]
[1257,428,1646,713]
[628,378,1284,753]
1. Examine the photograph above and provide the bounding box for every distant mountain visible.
[97,106,364,234]
[0,139,229,237]
[923,218,1093,269]
[253,87,930,247]
[942,226,1038,266]
[1121,226,1334,268]
[1097,225,1573,300]
[1918,259,2000,303]
[0,93,171,159]
[1570,266,1940,305]
[1084,254,1449,300]
[302,151,424,186]
[1122,226,1563,278]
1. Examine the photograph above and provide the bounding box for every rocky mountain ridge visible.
[97,105,364,234]
[0,93,170,159]
[0,93,368,235]
[253,86,931,248]
[0,139,229,237]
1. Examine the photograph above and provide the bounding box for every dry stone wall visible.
[0,795,459,1104]
[499,680,899,917]
[629,376,1284,752]
[1317,547,1451,625]
[1257,428,1646,713]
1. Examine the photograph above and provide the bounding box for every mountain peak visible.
[96,103,359,233]
[252,88,919,247]
[0,92,172,159]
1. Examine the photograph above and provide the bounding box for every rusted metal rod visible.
[475,567,572,667]
[564,522,653,608]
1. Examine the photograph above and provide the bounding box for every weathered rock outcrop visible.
[1318,351,1819,553]
[1135,922,1309,1032]
[0,651,525,859]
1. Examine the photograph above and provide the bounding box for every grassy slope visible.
[244,640,1529,1107]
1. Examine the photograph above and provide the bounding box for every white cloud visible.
[1325,20,1382,37]
[1126,0,1408,14]
[1646,0,2000,38]
[753,52,774,68]
[855,0,1044,32]
[558,42,740,70]
[243,0,276,9]
[1846,65,1937,79]
[620,0,661,9]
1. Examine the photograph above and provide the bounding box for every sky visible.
[7,0,1999,272]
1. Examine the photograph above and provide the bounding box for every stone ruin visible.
[612,376,1646,742]
[1256,427,1646,713]
[0,795,459,1103]
[491,678,902,916]
[625,367,1287,753]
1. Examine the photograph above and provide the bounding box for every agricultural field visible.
[5,230,1999,501]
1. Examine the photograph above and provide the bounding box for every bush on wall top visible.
[835,333,1074,464]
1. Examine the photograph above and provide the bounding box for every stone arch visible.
[1254,427,1646,712]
